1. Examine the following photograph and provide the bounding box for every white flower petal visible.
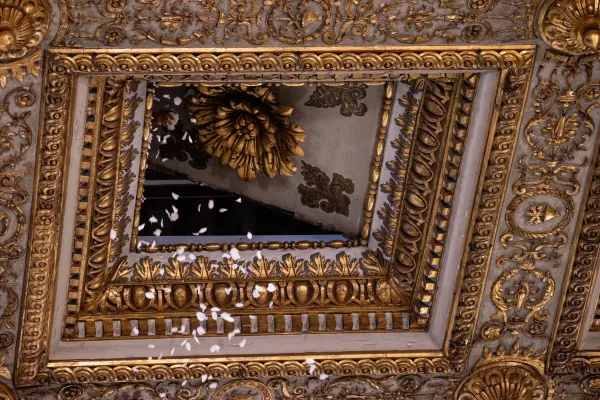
[247,232,252,239]
[267,283,277,292]
[239,338,246,348]
[208,199,214,209]
[172,192,179,200]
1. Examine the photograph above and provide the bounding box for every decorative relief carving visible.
[16,48,533,385]
[298,161,355,216]
[186,84,306,182]
[525,204,559,225]
[479,55,600,345]
[549,55,600,373]
[455,342,548,400]
[16,375,456,399]
[447,52,534,372]
[0,85,35,395]
[0,50,41,88]
[304,83,368,117]
[53,0,539,47]
[0,0,50,60]
[73,252,406,338]
[373,74,479,326]
[539,0,600,55]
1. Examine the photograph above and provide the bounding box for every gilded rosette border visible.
[15,46,535,386]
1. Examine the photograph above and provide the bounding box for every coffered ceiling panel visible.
[6,0,600,398]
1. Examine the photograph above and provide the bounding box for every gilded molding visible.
[16,375,456,399]
[46,357,455,385]
[16,47,534,385]
[53,0,539,48]
[446,51,534,372]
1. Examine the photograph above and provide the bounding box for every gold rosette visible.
[186,84,306,182]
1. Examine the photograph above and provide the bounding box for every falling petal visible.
[145,292,155,299]
[236,198,242,203]
[267,283,277,292]
[138,223,145,231]
[210,344,221,353]
[172,192,179,200]
[149,216,158,223]
[247,232,252,239]
[110,229,117,240]
[219,208,227,213]
[239,339,246,348]
[208,199,214,209]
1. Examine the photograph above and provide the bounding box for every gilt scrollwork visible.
[14,375,456,399]
[480,54,600,346]
[549,56,600,373]
[0,86,35,397]
[54,0,539,47]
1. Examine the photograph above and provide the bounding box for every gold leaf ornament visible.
[186,84,306,181]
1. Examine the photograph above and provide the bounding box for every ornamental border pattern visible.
[15,47,535,386]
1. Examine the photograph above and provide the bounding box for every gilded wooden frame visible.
[14,45,535,387]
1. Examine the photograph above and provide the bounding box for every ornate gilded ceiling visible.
[3,0,600,400]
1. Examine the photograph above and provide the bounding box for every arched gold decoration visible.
[455,342,548,400]
[186,84,306,182]
[539,0,600,54]
[0,0,50,60]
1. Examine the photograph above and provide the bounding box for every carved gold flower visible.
[186,84,306,182]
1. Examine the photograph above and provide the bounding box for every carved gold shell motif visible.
[186,84,306,182]
[0,0,50,60]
